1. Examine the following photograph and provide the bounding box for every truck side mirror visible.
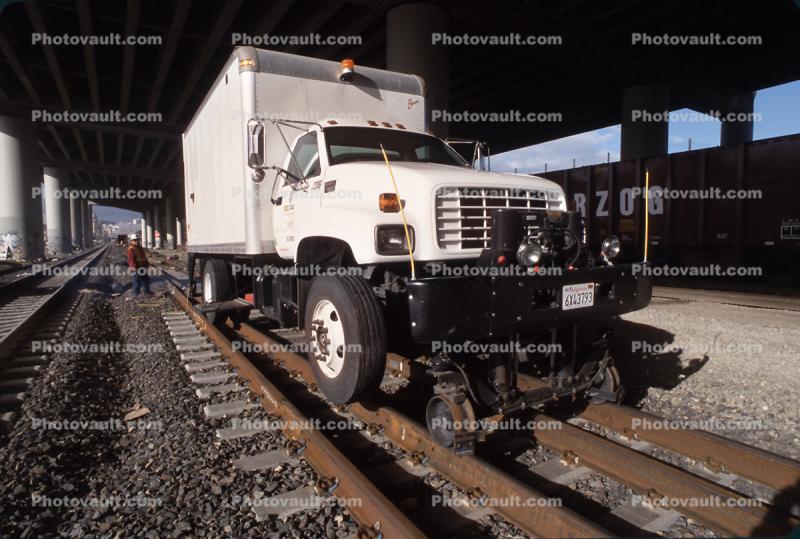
[247,120,266,168]
[476,141,490,171]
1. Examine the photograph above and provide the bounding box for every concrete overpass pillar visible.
[140,213,147,244]
[720,92,755,146]
[85,202,93,247]
[164,198,175,249]
[80,200,89,248]
[69,193,81,250]
[387,3,450,138]
[145,209,154,248]
[621,85,669,160]
[175,216,183,248]
[153,204,162,249]
[0,115,44,260]
[76,199,86,249]
[61,186,72,251]
[43,168,70,256]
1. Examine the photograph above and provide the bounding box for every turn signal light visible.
[379,193,403,212]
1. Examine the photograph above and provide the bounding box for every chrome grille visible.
[436,186,561,251]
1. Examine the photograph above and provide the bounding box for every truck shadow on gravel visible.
[752,479,800,537]
[606,319,710,406]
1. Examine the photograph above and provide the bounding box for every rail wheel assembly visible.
[588,364,623,404]
[425,390,480,455]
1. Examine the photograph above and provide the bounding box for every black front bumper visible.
[406,263,652,343]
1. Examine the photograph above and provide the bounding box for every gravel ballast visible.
[0,248,358,538]
[611,296,800,460]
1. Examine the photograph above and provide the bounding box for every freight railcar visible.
[538,133,800,284]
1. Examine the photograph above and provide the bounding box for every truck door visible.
[273,130,323,259]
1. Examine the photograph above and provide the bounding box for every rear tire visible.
[202,259,233,326]
[305,275,386,404]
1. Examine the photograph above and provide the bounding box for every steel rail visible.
[0,246,104,294]
[0,245,108,360]
[517,374,800,492]
[528,412,795,536]
[170,289,426,539]
[230,329,797,536]
[234,322,613,539]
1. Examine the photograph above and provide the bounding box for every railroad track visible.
[0,262,30,280]
[0,248,105,292]
[146,250,189,289]
[165,286,799,538]
[147,250,188,274]
[0,246,109,432]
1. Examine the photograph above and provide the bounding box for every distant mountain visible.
[92,205,142,223]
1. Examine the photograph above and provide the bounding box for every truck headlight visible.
[601,235,621,260]
[516,239,543,267]
[375,225,415,255]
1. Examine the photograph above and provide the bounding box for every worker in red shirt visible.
[127,234,152,296]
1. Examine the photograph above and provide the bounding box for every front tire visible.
[305,275,386,404]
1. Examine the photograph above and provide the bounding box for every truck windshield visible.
[324,127,470,168]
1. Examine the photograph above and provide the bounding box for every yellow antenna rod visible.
[644,169,650,262]
[379,144,416,280]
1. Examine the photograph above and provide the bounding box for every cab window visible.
[287,132,321,178]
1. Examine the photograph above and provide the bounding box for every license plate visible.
[562,283,595,310]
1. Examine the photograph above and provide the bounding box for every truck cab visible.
[271,121,567,266]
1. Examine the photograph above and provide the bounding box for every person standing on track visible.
[127,234,152,297]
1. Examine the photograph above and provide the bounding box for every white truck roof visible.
[186,47,426,132]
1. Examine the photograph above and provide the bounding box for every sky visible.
[493,79,800,175]
[95,80,800,223]
[93,205,140,222]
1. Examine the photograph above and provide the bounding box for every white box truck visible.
[183,47,651,453]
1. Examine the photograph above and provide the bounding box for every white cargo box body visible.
[182,47,426,255]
